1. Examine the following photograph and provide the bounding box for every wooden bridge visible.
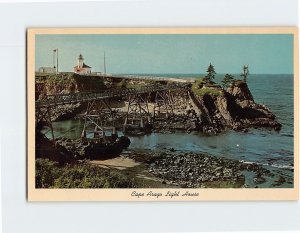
[36,83,191,141]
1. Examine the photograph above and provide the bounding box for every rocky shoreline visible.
[36,137,293,188]
[122,149,278,188]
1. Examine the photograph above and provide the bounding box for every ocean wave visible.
[263,163,294,170]
[239,160,293,170]
[239,160,254,164]
[280,133,294,138]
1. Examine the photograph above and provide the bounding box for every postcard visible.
[27,27,299,201]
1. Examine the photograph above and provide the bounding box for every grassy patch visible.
[191,77,221,97]
[192,87,221,97]
[201,179,244,188]
[192,85,221,98]
[74,75,106,91]
[44,73,106,93]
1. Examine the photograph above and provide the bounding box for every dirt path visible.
[89,156,140,170]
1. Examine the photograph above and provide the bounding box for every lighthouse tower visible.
[78,54,84,68]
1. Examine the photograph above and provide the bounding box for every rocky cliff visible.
[36,73,107,121]
[190,80,281,134]
[35,73,107,99]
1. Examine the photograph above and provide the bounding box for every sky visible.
[35,34,294,74]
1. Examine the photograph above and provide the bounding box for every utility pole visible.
[56,48,59,73]
[104,51,106,75]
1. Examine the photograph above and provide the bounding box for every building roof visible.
[74,63,91,68]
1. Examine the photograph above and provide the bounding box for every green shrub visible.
[35,159,137,188]
[35,158,61,188]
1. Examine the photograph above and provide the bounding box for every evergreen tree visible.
[222,74,235,88]
[205,63,216,82]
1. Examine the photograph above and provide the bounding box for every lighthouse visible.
[74,54,92,75]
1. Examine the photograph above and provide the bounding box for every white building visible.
[38,67,56,73]
[73,54,92,75]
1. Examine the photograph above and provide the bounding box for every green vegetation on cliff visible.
[36,158,137,188]
[115,78,156,89]
[193,88,221,97]
[192,78,221,97]
[37,73,106,95]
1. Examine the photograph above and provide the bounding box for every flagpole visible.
[53,50,55,69]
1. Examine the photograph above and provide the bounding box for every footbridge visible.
[36,83,191,141]
[36,83,190,108]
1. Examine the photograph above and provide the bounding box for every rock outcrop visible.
[35,73,107,99]
[36,131,131,163]
[227,80,254,103]
[190,80,281,134]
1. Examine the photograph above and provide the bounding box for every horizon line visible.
[35,71,294,75]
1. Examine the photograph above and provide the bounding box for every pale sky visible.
[35,34,294,74]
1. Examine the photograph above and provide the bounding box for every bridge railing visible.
[36,83,190,108]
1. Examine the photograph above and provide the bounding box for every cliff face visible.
[35,73,107,99]
[190,80,281,134]
[35,73,107,122]
[227,80,254,103]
